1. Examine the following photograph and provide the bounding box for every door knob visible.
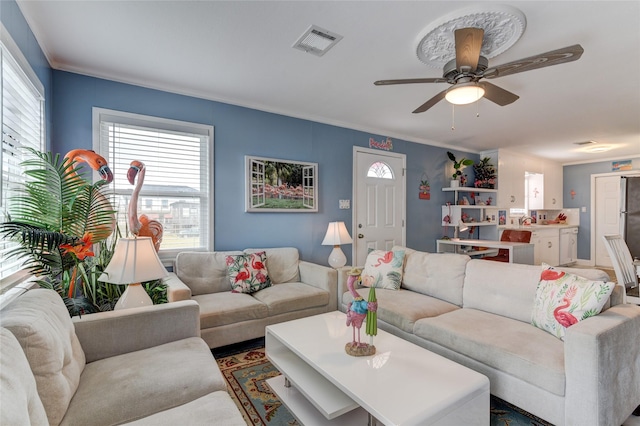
[358,234,364,239]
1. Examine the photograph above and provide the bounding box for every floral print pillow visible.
[531,264,615,340]
[226,251,272,294]
[361,249,406,290]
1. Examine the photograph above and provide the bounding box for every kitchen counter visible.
[498,224,578,230]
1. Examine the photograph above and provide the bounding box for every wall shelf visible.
[442,187,499,238]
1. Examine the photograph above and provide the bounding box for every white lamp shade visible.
[321,221,353,246]
[99,237,168,285]
[458,220,469,232]
[445,83,485,105]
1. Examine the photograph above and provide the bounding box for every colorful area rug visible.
[213,338,552,426]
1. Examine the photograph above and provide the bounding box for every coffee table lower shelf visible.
[267,375,369,425]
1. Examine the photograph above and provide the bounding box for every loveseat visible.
[166,247,337,348]
[338,246,640,426]
[0,288,245,426]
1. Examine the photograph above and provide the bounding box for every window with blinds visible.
[93,108,213,258]
[0,37,45,283]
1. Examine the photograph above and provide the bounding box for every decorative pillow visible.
[531,264,615,340]
[226,251,272,294]
[361,249,406,290]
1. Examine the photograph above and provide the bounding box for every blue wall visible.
[51,70,473,265]
[1,0,53,150]
[564,158,640,260]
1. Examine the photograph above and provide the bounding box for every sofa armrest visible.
[73,300,201,363]
[564,304,640,425]
[298,261,338,310]
[165,272,193,302]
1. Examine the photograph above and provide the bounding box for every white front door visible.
[594,175,621,267]
[353,148,406,266]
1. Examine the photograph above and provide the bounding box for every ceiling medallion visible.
[416,4,526,68]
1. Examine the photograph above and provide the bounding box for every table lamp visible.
[321,221,353,268]
[99,236,168,310]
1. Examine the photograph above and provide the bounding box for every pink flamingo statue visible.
[345,268,377,356]
[127,160,163,252]
[64,149,115,239]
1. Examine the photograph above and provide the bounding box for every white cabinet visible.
[483,149,525,209]
[532,229,560,266]
[482,149,564,210]
[559,227,578,265]
[544,161,563,209]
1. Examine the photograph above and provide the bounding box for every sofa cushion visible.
[252,282,329,316]
[531,265,615,340]
[402,251,470,306]
[361,249,405,290]
[123,391,245,426]
[463,260,545,322]
[176,251,243,295]
[226,251,272,294]
[244,247,300,284]
[62,337,226,425]
[413,308,566,396]
[193,292,269,329]
[1,289,85,426]
[0,328,48,426]
[343,287,459,333]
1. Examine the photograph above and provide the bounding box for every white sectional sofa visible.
[166,247,337,348]
[338,246,640,426]
[0,288,245,426]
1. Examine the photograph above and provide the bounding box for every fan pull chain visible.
[451,104,455,130]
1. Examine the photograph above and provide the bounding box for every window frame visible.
[0,24,46,290]
[92,108,214,263]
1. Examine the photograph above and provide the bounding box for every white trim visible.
[589,170,640,265]
[0,22,44,97]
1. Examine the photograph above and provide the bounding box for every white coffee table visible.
[265,311,489,425]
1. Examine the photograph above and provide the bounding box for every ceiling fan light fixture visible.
[445,83,485,105]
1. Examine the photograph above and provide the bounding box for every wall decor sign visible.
[369,137,393,151]
[612,160,632,171]
[245,156,318,212]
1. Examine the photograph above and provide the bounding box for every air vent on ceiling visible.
[293,25,343,57]
[574,140,598,146]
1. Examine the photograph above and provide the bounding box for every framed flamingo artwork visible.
[245,156,318,212]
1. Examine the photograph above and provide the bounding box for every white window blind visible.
[94,109,213,258]
[0,37,45,282]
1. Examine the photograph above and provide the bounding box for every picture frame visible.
[245,156,318,212]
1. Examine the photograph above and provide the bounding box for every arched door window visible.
[367,161,394,179]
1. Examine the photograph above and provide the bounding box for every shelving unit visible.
[442,187,498,238]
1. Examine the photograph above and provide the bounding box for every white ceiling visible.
[17,1,640,164]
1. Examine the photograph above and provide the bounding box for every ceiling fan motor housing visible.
[443,56,489,82]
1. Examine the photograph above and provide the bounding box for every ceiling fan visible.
[374,28,584,113]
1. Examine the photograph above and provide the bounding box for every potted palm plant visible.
[0,148,166,315]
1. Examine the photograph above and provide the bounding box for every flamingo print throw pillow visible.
[361,249,406,290]
[226,251,272,294]
[531,264,615,340]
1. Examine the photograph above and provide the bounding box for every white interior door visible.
[353,148,406,266]
[594,175,621,267]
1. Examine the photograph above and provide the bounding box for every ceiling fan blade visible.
[412,90,447,113]
[480,82,519,106]
[374,78,448,85]
[484,44,584,79]
[455,27,484,71]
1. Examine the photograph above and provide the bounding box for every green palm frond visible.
[0,222,77,277]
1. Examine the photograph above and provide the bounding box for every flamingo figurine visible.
[127,160,163,252]
[345,269,372,346]
[64,149,115,238]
